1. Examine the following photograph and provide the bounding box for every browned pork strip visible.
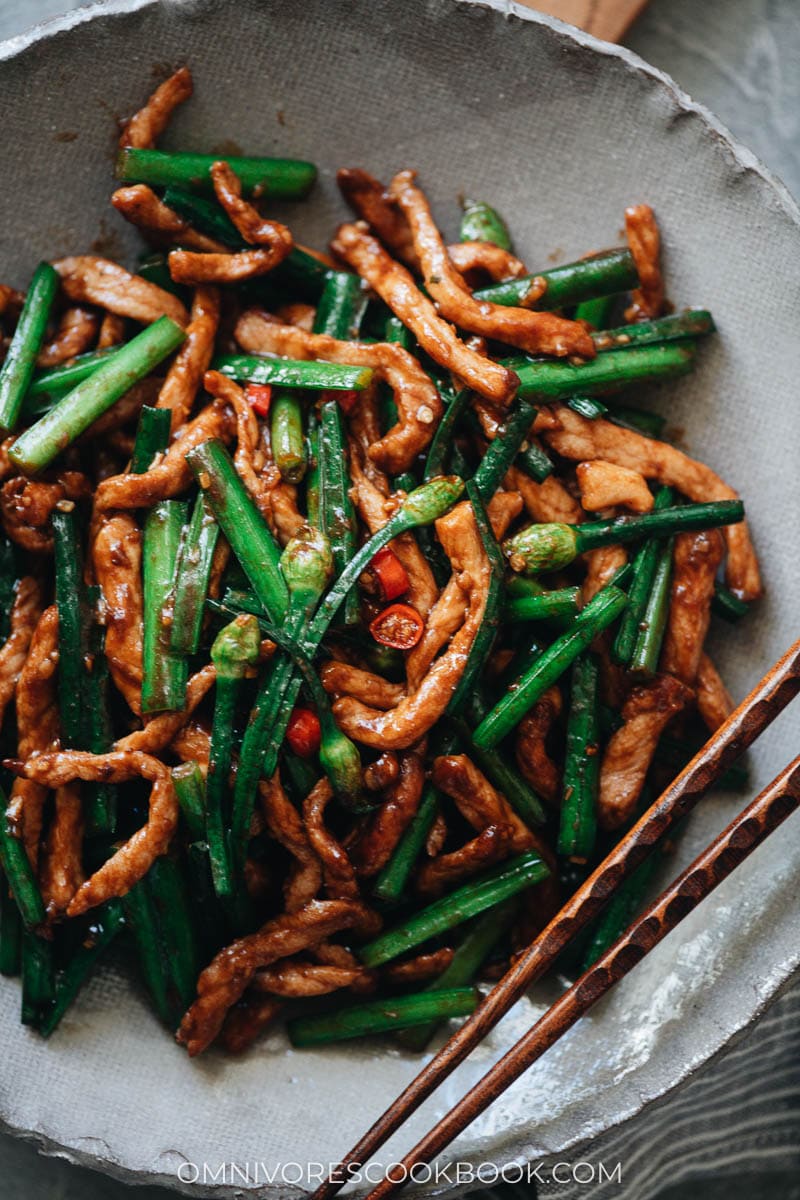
[40,784,85,915]
[119,66,193,150]
[320,662,405,710]
[624,203,665,321]
[390,170,595,359]
[598,674,693,829]
[37,306,99,368]
[696,652,735,733]
[416,823,515,898]
[576,460,654,514]
[114,665,216,754]
[11,751,179,916]
[337,167,419,268]
[177,898,381,1055]
[236,309,443,475]
[259,774,323,912]
[253,959,366,997]
[446,241,528,281]
[111,186,227,253]
[93,513,144,713]
[1,473,91,554]
[5,605,60,865]
[406,489,521,689]
[331,222,519,406]
[661,529,724,685]
[431,754,534,853]
[382,947,455,985]
[515,686,563,806]
[97,311,126,348]
[54,256,188,327]
[0,577,43,733]
[540,404,761,601]
[153,286,221,431]
[218,995,283,1054]
[332,501,491,748]
[303,779,360,900]
[350,751,425,876]
[93,401,235,513]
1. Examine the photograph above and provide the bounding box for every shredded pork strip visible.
[660,529,724,685]
[97,311,126,348]
[431,754,534,854]
[119,66,193,150]
[406,488,521,689]
[383,947,455,985]
[40,784,85,915]
[350,751,425,876]
[177,898,381,1055]
[416,823,515,898]
[598,674,693,829]
[111,186,227,253]
[11,751,179,916]
[93,401,235,514]
[236,309,443,475]
[219,994,283,1054]
[624,203,665,321]
[5,605,60,865]
[539,404,761,600]
[696,652,735,733]
[576,460,654,514]
[390,171,594,359]
[515,686,563,806]
[168,160,294,286]
[332,500,491,748]
[348,451,438,615]
[337,167,419,268]
[0,577,43,732]
[259,774,323,912]
[506,464,584,525]
[37,306,99,368]
[320,662,405,710]
[93,513,144,713]
[303,779,360,900]
[1,472,91,554]
[154,285,220,430]
[446,241,527,281]
[582,543,628,603]
[253,959,366,997]
[114,665,217,754]
[331,222,519,406]
[364,751,400,792]
[53,256,188,328]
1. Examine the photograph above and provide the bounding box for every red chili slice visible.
[370,546,410,602]
[369,602,424,650]
[246,383,272,417]
[285,707,321,758]
[327,388,359,416]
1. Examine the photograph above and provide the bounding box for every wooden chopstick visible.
[361,752,800,1200]
[312,635,800,1200]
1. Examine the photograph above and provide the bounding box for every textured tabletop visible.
[0,1,797,1198]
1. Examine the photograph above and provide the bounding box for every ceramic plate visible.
[0,0,798,1194]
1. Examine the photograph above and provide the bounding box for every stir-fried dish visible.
[0,69,757,1054]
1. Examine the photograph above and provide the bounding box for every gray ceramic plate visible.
[0,0,798,1195]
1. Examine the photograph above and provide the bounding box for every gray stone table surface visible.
[0,1,797,1197]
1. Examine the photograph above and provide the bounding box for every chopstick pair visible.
[312,635,800,1200]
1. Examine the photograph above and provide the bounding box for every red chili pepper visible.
[369,603,424,650]
[246,383,272,417]
[328,389,359,416]
[285,707,321,758]
[370,546,410,602]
